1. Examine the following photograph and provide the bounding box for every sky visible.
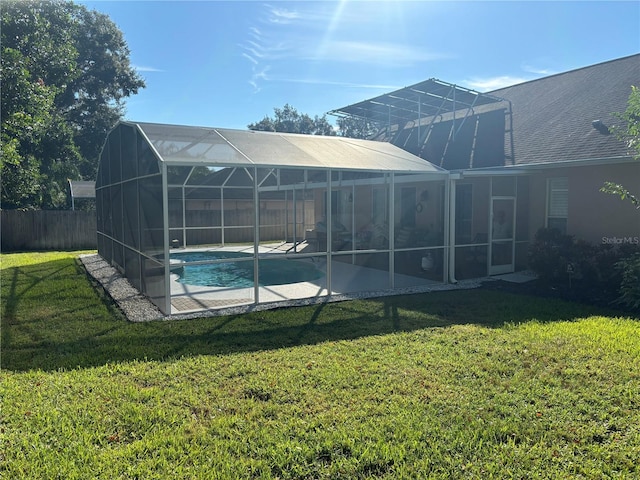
[80,1,640,130]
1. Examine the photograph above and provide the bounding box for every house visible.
[488,54,639,246]
[68,180,96,210]
[96,55,638,315]
[331,53,640,279]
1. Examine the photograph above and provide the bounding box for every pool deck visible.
[81,243,485,321]
[169,243,452,315]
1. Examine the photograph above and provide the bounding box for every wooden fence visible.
[1,206,316,252]
[169,208,315,246]
[1,210,97,251]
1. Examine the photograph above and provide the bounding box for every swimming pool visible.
[170,251,323,288]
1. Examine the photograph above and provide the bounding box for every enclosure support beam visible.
[182,166,196,248]
[388,173,395,289]
[220,186,225,246]
[417,96,421,149]
[285,190,289,243]
[181,185,186,247]
[220,168,237,247]
[351,184,356,264]
[447,176,458,284]
[326,171,332,294]
[253,166,260,304]
[302,170,307,247]
[162,162,172,315]
[292,187,297,251]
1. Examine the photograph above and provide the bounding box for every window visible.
[547,177,568,234]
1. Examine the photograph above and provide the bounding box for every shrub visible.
[616,253,640,310]
[528,228,640,309]
[529,228,575,282]
[527,228,575,281]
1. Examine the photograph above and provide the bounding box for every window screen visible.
[547,177,568,233]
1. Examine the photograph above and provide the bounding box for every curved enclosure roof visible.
[130,121,446,174]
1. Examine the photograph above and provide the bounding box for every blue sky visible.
[81,1,640,130]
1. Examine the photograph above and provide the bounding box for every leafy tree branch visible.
[601,85,640,208]
[1,0,144,209]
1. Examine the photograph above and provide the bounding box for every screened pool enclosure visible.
[96,122,451,315]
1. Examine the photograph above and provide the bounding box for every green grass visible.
[2,251,639,479]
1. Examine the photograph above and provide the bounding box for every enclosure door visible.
[489,198,515,275]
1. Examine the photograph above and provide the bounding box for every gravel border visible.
[79,253,484,322]
[79,254,164,322]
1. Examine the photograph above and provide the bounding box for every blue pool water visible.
[170,251,322,288]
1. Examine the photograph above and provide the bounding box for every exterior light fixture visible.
[592,120,610,134]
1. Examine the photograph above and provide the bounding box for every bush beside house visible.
[528,228,640,311]
[617,252,640,310]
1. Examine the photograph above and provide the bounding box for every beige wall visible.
[527,162,639,245]
[413,181,445,232]
[527,174,547,239]
[458,164,638,273]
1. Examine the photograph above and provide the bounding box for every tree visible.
[1,0,144,209]
[1,48,51,207]
[0,46,80,208]
[600,85,640,208]
[613,85,640,158]
[336,116,381,139]
[248,104,336,136]
[57,5,145,178]
[248,104,383,139]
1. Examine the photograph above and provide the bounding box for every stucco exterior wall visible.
[527,162,639,245]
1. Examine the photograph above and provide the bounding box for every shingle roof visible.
[334,54,639,169]
[68,180,95,198]
[490,54,639,166]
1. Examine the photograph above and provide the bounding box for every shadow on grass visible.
[2,256,630,373]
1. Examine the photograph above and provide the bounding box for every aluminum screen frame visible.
[97,121,451,316]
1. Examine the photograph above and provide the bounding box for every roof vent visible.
[592,119,610,135]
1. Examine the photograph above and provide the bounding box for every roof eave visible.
[456,155,636,176]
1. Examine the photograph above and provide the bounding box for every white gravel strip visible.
[79,253,484,322]
[79,254,164,322]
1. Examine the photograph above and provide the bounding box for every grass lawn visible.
[2,251,639,479]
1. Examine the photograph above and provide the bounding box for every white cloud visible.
[311,40,447,66]
[271,77,400,90]
[249,66,271,92]
[464,76,530,92]
[240,29,291,64]
[134,65,165,73]
[242,53,259,65]
[242,43,265,61]
[249,26,262,39]
[265,4,300,24]
[522,64,556,76]
[243,3,448,92]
